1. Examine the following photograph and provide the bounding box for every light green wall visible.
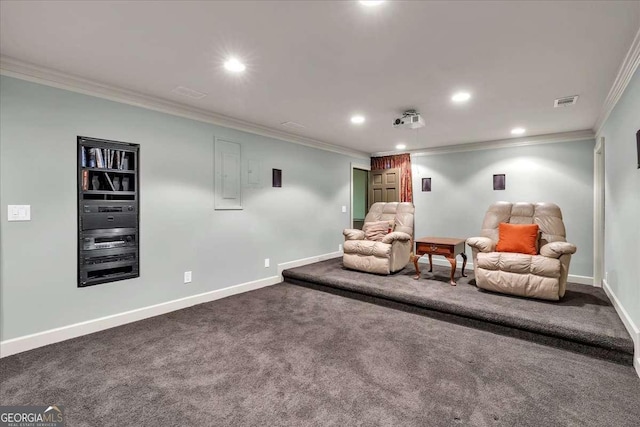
[598,67,640,328]
[411,139,595,277]
[0,76,363,341]
[353,168,368,220]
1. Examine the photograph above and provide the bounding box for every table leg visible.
[460,252,467,277]
[448,257,457,286]
[428,254,433,272]
[413,255,421,280]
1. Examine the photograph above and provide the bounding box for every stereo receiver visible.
[82,228,137,250]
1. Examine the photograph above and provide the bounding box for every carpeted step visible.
[283,258,635,366]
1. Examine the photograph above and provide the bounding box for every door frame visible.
[350,162,371,228]
[593,137,605,287]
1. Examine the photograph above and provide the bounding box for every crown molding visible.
[0,56,370,160]
[593,26,640,136]
[372,129,595,157]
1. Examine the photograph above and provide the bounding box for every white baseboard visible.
[1,250,342,358]
[277,251,342,279]
[423,258,594,285]
[602,279,640,378]
[0,275,279,358]
[418,257,472,273]
[566,274,595,285]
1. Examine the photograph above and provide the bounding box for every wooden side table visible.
[413,237,467,285]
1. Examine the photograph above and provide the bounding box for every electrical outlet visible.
[184,271,192,283]
[341,205,347,213]
[339,244,343,252]
[604,271,608,282]
[264,258,270,268]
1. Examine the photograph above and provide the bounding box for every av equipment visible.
[82,228,137,251]
[78,136,139,287]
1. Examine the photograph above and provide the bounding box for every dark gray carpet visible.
[282,258,634,364]
[1,283,639,426]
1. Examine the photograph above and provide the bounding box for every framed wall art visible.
[493,174,506,191]
[421,177,431,192]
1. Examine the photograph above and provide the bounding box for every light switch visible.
[8,205,31,221]
[341,206,347,213]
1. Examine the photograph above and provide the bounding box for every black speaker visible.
[636,129,639,169]
[272,168,282,187]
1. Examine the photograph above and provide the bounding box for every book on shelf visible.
[88,148,96,168]
[95,148,103,168]
[82,170,89,190]
[116,151,121,170]
[81,147,87,167]
[103,172,116,191]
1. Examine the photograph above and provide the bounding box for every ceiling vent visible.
[554,95,579,108]
[281,121,306,129]
[172,86,207,99]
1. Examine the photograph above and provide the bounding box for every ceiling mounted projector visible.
[393,110,425,129]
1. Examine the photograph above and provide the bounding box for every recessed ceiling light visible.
[360,0,384,6]
[351,115,365,124]
[451,92,471,103]
[224,58,246,73]
[511,127,526,135]
[396,144,406,150]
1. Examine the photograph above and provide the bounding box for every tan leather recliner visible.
[343,202,415,275]
[467,202,577,301]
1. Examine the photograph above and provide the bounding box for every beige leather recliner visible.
[467,202,577,301]
[343,202,415,275]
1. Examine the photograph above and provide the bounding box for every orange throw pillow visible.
[495,223,539,255]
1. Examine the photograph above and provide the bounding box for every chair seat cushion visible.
[343,239,391,258]
[477,252,560,278]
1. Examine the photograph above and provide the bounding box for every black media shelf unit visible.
[77,136,140,287]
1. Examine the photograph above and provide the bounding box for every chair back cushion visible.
[480,202,567,247]
[364,202,414,239]
[363,220,392,241]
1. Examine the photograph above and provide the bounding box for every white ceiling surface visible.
[1,1,639,154]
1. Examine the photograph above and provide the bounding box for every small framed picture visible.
[422,177,431,192]
[493,174,506,190]
[272,168,282,187]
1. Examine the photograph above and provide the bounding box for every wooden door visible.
[369,168,399,207]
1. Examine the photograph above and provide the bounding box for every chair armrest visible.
[466,237,495,253]
[381,231,411,244]
[540,242,577,258]
[343,229,365,241]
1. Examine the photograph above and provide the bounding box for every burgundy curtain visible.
[371,153,413,203]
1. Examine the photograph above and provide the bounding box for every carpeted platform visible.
[282,258,634,365]
[1,283,639,426]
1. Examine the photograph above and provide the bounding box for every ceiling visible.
[1,1,639,155]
